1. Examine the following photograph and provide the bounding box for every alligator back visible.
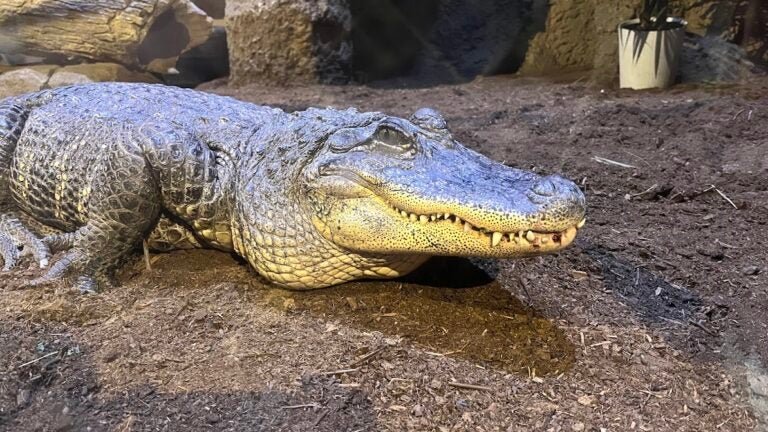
[2,83,276,247]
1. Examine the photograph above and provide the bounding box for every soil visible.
[2,75,768,431]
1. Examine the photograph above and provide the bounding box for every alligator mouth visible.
[388,203,586,250]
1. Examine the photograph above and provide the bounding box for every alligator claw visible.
[0,215,51,270]
[0,234,19,271]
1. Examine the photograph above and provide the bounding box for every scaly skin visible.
[0,83,586,291]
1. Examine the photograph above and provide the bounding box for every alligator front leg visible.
[29,152,161,293]
[0,214,51,271]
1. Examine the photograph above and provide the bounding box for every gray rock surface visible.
[225,0,351,85]
[0,65,56,99]
[47,63,160,88]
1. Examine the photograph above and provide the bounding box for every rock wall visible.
[226,0,351,86]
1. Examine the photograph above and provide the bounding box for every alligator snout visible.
[529,175,584,203]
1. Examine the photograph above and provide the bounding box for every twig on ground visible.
[592,156,637,169]
[629,183,659,198]
[622,149,652,167]
[312,409,330,427]
[425,341,470,357]
[639,389,666,399]
[688,319,717,337]
[715,239,737,249]
[281,403,321,410]
[448,381,492,392]
[321,368,359,376]
[17,351,60,369]
[732,109,745,120]
[349,346,387,367]
[703,185,738,209]
[659,317,685,326]
[143,240,152,271]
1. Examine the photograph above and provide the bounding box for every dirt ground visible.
[1,75,768,431]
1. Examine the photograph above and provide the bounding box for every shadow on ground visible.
[282,257,575,377]
[0,320,376,431]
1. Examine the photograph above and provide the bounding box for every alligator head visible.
[233,107,586,289]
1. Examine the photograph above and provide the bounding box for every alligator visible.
[0,83,586,292]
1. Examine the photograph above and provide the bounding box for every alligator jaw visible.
[387,203,586,253]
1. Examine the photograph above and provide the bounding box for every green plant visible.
[636,0,670,31]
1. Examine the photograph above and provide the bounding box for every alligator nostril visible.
[532,178,557,197]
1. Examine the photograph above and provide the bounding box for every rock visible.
[192,309,208,322]
[16,389,30,407]
[577,394,595,406]
[225,0,352,85]
[680,35,764,82]
[0,0,213,73]
[47,63,160,88]
[0,65,57,98]
[744,265,761,276]
[697,244,725,260]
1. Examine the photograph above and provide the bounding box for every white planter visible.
[618,18,686,90]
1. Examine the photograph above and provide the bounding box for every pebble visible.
[696,244,724,260]
[16,389,30,407]
[192,309,208,322]
[743,265,761,276]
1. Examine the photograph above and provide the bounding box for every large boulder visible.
[225,0,352,85]
[0,0,213,73]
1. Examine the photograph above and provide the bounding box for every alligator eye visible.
[327,122,416,156]
[369,125,416,156]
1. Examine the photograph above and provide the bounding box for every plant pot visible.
[618,17,686,90]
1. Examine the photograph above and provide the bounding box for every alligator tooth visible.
[492,232,502,247]
[454,217,462,225]
[430,215,437,221]
[525,231,535,242]
[443,213,450,219]
[563,226,578,242]
[409,213,418,222]
[541,236,549,244]
[400,210,408,218]
[577,218,586,229]
[419,215,429,224]
[518,230,524,239]
[464,222,472,232]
